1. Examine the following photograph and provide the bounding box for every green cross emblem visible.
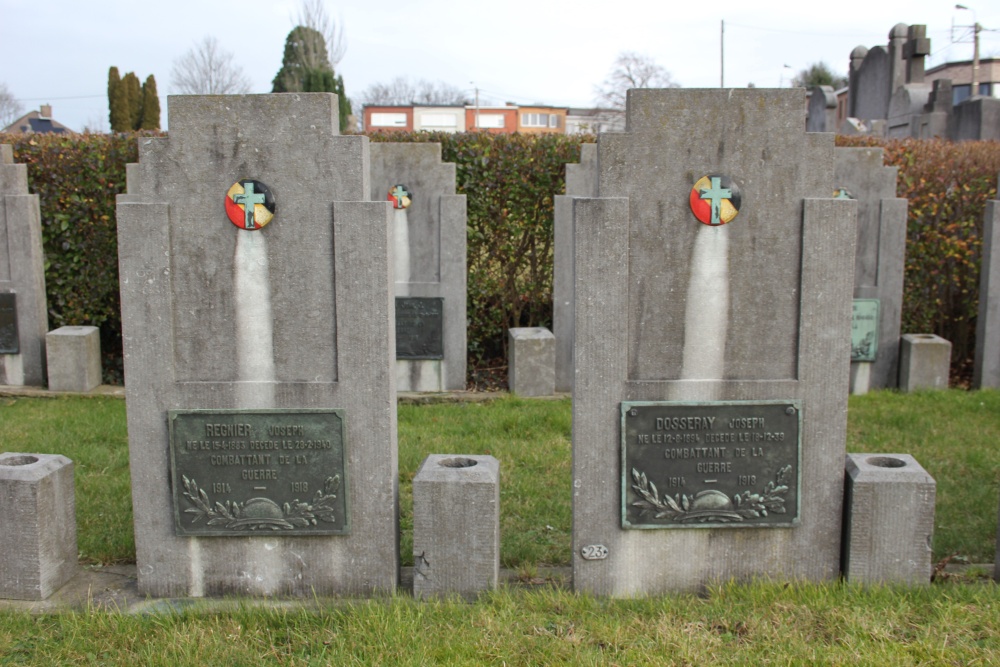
[233,182,267,229]
[699,176,732,226]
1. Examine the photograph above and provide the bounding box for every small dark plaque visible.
[168,409,348,536]
[621,401,801,529]
[0,292,18,354]
[396,297,444,359]
[851,299,879,362]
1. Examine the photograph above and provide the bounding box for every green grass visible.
[1,389,998,567]
[1,584,999,664]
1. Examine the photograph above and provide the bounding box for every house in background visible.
[364,102,626,135]
[517,105,567,134]
[2,105,73,135]
[363,105,414,132]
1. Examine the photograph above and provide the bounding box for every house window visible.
[476,114,505,129]
[952,82,993,106]
[371,113,407,127]
[421,114,458,128]
[522,113,560,128]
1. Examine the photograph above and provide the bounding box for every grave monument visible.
[571,89,856,595]
[117,94,398,597]
[834,147,908,392]
[553,142,597,392]
[973,177,1000,389]
[369,143,467,391]
[0,145,48,386]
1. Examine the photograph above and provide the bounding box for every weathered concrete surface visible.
[45,326,101,392]
[899,334,951,391]
[508,327,555,397]
[974,191,1000,389]
[0,145,48,387]
[0,453,76,600]
[843,453,935,585]
[117,94,398,598]
[412,454,500,599]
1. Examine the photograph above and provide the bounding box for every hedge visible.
[836,136,1000,382]
[3,131,999,387]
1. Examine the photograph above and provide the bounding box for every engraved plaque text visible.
[169,409,349,536]
[396,297,444,359]
[622,401,800,529]
[0,293,18,354]
[851,299,879,362]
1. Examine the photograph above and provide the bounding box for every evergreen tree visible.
[122,72,142,131]
[792,62,848,90]
[108,67,130,133]
[273,26,352,132]
[139,75,160,130]
[272,26,330,93]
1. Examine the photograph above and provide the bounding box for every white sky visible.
[2,0,999,132]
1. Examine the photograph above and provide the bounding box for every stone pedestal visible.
[898,334,951,391]
[843,453,935,585]
[0,453,77,600]
[412,454,499,600]
[45,326,101,392]
[508,327,555,397]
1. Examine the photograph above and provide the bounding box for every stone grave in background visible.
[0,145,48,387]
[571,89,856,596]
[117,94,398,598]
[834,147,908,393]
[369,143,467,392]
[974,177,1000,389]
[553,142,597,392]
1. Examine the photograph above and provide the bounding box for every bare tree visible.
[171,37,252,95]
[593,51,679,110]
[0,82,24,128]
[296,0,346,68]
[361,77,467,106]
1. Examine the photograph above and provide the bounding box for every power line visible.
[15,94,105,102]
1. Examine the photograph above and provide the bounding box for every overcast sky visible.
[2,0,999,132]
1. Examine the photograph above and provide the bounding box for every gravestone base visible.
[45,326,101,392]
[412,454,499,600]
[899,334,951,391]
[508,328,555,397]
[0,453,77,600]
[843,453,935,585]
[850,361,872,395]
[397,360,444,393]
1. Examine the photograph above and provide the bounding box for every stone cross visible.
[903,25,931,84]
[233,182,266,229]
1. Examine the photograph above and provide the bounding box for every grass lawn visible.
[0,390,998,664]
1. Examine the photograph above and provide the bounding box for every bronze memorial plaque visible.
[168,409,348,536]
[621,401,800,529]
[395,297,444,359]
[0,292,18,354]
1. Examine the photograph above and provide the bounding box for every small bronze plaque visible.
[621,401,800,529]
[396,297,444,359]
[0,292,18,354]
[168,409,348,536]
[851,299,880,362]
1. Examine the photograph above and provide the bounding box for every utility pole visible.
[955,4,982,98]
[720,20,725,88]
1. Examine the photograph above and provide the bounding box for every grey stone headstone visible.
[554,143,598,392]
[974,184,1000,388]
[843,453,935,585]
[852,46,891,122]
[571,89,856,596]
[835,147,907,391]
[0,145,48,386]
[0,453,76,600]
[899,334,951,391]
[369,143,467,392]
[806,86,837,133]
[116,94,398,598]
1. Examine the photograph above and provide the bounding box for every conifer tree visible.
[108,67,130,133]
[122,72,142,131]
[139,75,161,130]
[272,25,352,132]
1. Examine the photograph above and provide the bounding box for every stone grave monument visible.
[571,89,856,596]
[553,142,597,392]
[973,176,1000,389]
[0,145,48,387]
[834,147,908,393]
[117,94,398,597]
[369,143,467,392]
